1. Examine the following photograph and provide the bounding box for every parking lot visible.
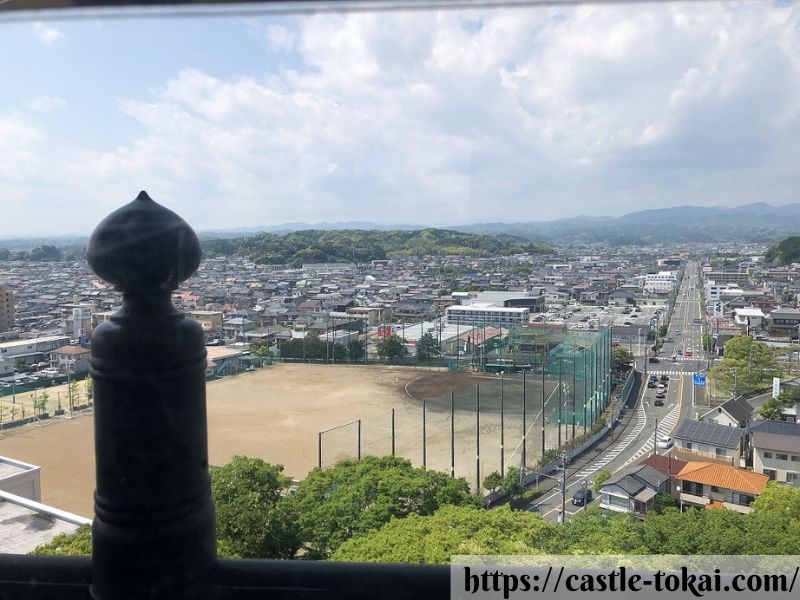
[533,303,665,333]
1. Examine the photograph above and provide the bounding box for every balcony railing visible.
[0,192,450,600]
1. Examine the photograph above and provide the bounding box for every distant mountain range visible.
[3,202,800,250]
[199,202,800,245]
[450,202,800,244]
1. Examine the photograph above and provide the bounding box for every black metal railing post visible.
[87,191,216,599]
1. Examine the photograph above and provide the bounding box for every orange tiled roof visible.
[676,461,769,495]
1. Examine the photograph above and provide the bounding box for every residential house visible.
[186,310,224,344]
[672,420,747,467]
[599,464,669,516]
[675,461,769,513]
[607,289,635,306]
[700,396,753,429]
[639,454,688,489]
[51,345,91,375]
[767,307,800,334]
[733,307,765,332]
[748,420,800,487]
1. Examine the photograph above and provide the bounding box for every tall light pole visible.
[559,453,568,523]
[500,372,505,478]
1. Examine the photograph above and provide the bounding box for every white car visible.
[657,435,673,449]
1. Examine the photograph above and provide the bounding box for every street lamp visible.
[675,485,684,513]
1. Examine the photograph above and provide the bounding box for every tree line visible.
[0,245,85,262]
[33,454,800,561]
[201,228,552,267]
[252,333,442,363]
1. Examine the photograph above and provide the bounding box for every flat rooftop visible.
[0,492,89,554]
[0,461,32,480]
[0,336,69,349]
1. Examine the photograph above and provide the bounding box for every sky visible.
[1,1,799,237]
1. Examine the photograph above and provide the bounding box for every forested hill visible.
[201,228,552,266]
[765,236,800,265]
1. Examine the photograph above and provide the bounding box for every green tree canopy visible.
[766,236,800,265]
[333,505,555,563]
[751,482,800,519]
[201,228,552,265]
[29,525,91,556]
[711,336,779,396]
[415,332,440,361]
[612,347,634,371]
[594,469,612,494]
[210,456,299,559]
[249,339,272,358]
[375,335,408,363]
[284,456,479,559]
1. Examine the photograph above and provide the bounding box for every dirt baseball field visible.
[0,364,571,517]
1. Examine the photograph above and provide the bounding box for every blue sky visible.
[1,2,799,236]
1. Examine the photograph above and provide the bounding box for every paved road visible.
[527,261,702,521]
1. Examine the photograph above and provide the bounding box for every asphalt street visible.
[527,261,702,521]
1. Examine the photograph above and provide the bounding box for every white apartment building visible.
[445,303,529,326]
[0,335,70,365]
[705,281,745,302]
[643,271,677,294]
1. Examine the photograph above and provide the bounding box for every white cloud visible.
[5,2,800,235]
[29,95,67,112]
[266,25,297,53]
[33,22,64,46]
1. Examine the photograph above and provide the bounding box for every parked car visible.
[657,435,673,449]
[571,488,593,506]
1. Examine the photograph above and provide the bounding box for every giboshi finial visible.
[87,191,201,293]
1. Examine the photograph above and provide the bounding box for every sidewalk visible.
[524,396,639,504]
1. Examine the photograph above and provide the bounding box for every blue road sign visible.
[693,373,706,387]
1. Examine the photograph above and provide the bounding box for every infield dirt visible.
[0,363,566,517]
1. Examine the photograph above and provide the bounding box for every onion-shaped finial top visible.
[87,191,201,293]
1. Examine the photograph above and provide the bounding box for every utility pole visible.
[557,359,562,449]
[475,382,480,495]
[560,453,567,524]
[500,372,505,478]
[522,369,527,471]
[422,398,427,469]
[652,415,658,456]
[541,358,546,460]
[450,389,455,478]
